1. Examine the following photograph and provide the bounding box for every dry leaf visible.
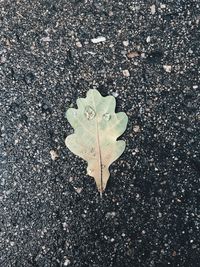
[50,150,59,160]
[65,89,128,194]
[127,51,140,59]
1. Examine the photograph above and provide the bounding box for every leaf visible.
[65,89,128,194]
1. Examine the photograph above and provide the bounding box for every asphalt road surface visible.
[0,1,199,266]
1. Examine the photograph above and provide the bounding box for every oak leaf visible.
[65,89,128,194]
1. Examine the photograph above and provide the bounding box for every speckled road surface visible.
[0,1,200,266]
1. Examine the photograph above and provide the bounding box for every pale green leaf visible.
[65,89,128,194]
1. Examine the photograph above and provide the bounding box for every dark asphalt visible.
[0,1,200,267]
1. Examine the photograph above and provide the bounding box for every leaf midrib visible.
[91,91,103,193]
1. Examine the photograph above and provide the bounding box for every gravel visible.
[0,0,200,266]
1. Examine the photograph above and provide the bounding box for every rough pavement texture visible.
[0,0,200,266]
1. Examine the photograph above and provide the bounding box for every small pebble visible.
[146,36,151,43]
[62,222,68,230]
[50,150,59,161]
[122,69,130,77]
[91,36,106,43]
[76,41,82,48]
[163,65,172,73]
[64,259,71,266]
[112,92,119,97]
[74,187,83,194]
[150,4,156,14]
[160,4,166,9]
[133,125,140,133]
[123,40,129,47]
[14,139,19,145]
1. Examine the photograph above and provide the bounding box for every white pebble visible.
[64,259,71,266]
[122,69,130,77]
[14,139,19,145]
[91,36,106,43]
[76,41,82,48]
[62,222,67,229]
[163,65,172,73]
[112,92,119,97]
[160,4,166,9]
[123,40,129,47]
[146,36,151,43]
[150,4,156,14]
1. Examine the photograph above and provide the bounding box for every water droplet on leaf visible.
[84,106,96,120]
[103,113,111,121]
